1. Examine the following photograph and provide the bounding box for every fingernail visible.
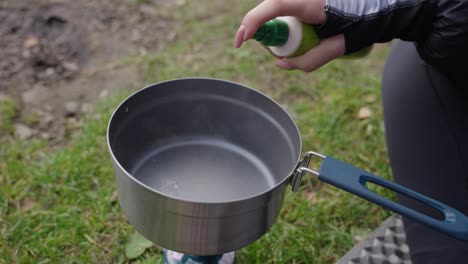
[234,25,245,48]
[276,59,295,70]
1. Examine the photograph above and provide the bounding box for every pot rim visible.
[106,77,303,205]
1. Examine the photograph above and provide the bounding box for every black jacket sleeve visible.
[314,0,468,84]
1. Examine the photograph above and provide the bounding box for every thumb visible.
[276,34,345,72]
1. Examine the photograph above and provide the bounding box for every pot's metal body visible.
[107,78,302,255]
[117,163,287,256]
[113,163,288,255]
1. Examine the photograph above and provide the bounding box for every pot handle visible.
[295,152,468,241]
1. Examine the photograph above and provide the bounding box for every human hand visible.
[235,0,346,72]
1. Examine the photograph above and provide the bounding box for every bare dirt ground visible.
[0,0,180,142]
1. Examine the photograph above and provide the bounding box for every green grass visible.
[0,1,395,263]
[0,95,17,136]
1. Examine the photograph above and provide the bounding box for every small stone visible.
[44,67,55,77]
[23,36,40,48]
[167,32,177,41]
[64,101,80,117]
[358,107,373,119]
[364,95,377,103]
[354,235,365,242]
[36,68,56,79]
[80,103,93,113]
[40,132,52,140]
[66,117,83,128]
[131,29,142,42]
[62,62,79,72]
[138,47,148,56]
[109,190,118,203]
[99,90,109,98]
[39,111,55,128]
[21,197,35,212]
[21,85,47,103]
[14,123,33,140]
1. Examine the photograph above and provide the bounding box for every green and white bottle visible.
[253,16,372,58]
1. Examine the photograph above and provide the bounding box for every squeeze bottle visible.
[253,16,372,58]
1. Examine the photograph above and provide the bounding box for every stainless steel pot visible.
[107,78,468,256]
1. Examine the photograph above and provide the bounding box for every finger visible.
[276,60,295,70]
[280,34,345,72]
[235,1,281,48]
[234,25,246,48]
[239,0,326,42]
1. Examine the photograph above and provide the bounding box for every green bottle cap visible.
[253,19,289,46]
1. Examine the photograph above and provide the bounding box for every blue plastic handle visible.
[318,156,468,241]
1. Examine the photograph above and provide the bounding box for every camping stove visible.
[163,249,235,264]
